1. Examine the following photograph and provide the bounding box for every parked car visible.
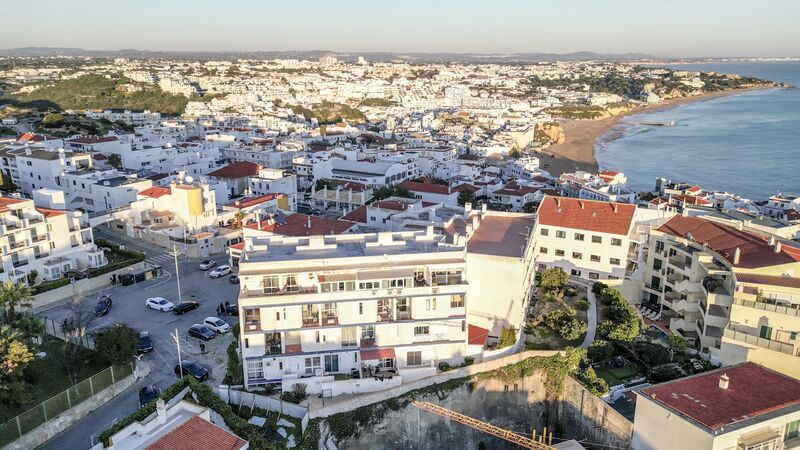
[64,270,88,281]
[145,297,174,312]
[188,324,216,341]
[222,303,238,316]
[203,317,231,334]
[208,265,232,278]
[198,260,216,270]
[137,331,153,353]
[138,385,161,407]
[174,360,209,381]
[172,301,200,315]
[297,204,320,215]
[94,295,112,316]
[228,274,240,284]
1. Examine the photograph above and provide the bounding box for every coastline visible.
[538,85,776,177]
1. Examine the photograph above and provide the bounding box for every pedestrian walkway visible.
[144,252,187,268]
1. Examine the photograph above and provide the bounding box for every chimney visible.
[480,203,487,213]
[775,242,782,254]
[612,204,618,213]
[255,211,261,230]
[156,398,167,424]
[733,247,741,265]
[768,235,776,246]
[464,202,473,214]
[307,215,312,229]
[719,374,730,390]
[555,197,560,207]
[579,201,584,209]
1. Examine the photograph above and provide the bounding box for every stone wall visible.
[557,376,633,449]
[30,262,146,311]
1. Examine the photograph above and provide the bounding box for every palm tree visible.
[0,281,33,326]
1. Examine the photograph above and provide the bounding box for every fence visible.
[215,386,310,433]
[0,364,133,447]
[41,317,96,350]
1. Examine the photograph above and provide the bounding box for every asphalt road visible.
[36,230,240,449]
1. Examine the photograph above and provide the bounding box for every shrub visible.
[539,267,568,292]
[544,308,588,342]
[587,339,617,362]
[94,324,139,365]
[438,362,451,372]
[32,277,70,294]
[464,356,474,366]
[281,383,308,404]
[592,281,609,296]
[575,364,609,396]
[575,299,590,311]
[224,340,243,385]
[496,326,517,349]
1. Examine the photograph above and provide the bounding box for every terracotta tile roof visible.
[244,213,353,236]
[399,181,452,195]
[0,196,27,212]
[228,193,280,209]
[537,195,635,236]
[208,161,260,179]
[340,205,367,223]
[91,153,108,160]
[639,363,800,431]
[35,207,66,218]
[341,181,368,192]
[360,348,396,360]
[468,324,489,346]
[284,344,302,354]
[656,216,800,268]
[16,132,50,142]
[453,183,479,193]
[228,242,245,250]
[735,273,800,289]
[139,186,172,199]
[672,194,711,205]
[145,415,247,450]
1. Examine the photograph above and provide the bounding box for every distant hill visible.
[0,47,658,62]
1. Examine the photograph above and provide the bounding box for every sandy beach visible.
[537,86,775,177]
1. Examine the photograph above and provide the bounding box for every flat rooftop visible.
[467,213,535,258]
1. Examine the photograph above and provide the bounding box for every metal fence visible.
[0,363,132,447]
[41,317,95,350]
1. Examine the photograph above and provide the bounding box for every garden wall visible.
[30,262,146,311]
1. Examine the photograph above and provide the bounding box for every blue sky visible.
[1,0,798,57]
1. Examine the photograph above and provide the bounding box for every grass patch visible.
[594,364,641,387]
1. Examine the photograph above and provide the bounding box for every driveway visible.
[35,234,240,449]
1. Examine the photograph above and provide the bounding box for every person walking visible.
[199,341,206,354]
[110,275,115,285]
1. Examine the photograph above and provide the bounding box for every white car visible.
[208,265,232,278]
[145,297,174,312]
[198,260,216,270]
[203,317,231,334]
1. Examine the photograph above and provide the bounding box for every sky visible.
[1,0,798,57]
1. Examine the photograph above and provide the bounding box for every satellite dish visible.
[185,176,194,183]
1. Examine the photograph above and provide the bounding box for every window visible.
[388,278,407,288]
[653,258,663,270]
[572,252,582,260]
[540,228,549,236]
[432,270,462,286]
[263,275,280,294]
[611,238,622,246]
[591,235,602,244]
[655,240,665,253]
[321,281,355,292]
[246,360,264,380]
[589,272,599,280]
[555,249,565,257]
[284,274,299,292]
[361,325,375,340]
[358,281,381,290]
[760,325,773,340]
[275,311,280,321]
[342,327,357,347]
[608,275,619,280]
[570,269,581,276]
[610,258,621,266]
[324,354,339,372]
[304,356,321,375]
[358,302,363,315]
[244,309,260,331]
[590,255,601,262]
[406,351,422,366]
[425,298,436,310]
[264,333,281,354]
[555,230,566,238]
[539,247,548,254]
[574,233,585,241]
[450,295,464,308]
[786,419,800,440]
[414,326,430,336]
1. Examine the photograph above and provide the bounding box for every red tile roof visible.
[0,196,26,212]
[537,195,635,236]
[67,136,119,144]
[453,183,479,193]
[228,193,281,209]
[639,363,800,431]
[468,324,489,346]
[341,181,368,192]
[91,153,108,160]
[399,181,452,195]
[360,348,396,360]
[208,161,260,179]
[145,416,247,450]
[371,200,412,211]
[656,216,800,268]
[138,186,172,199]
[672,194,711,205]
[35,207,66,218]
[16,132,49,142]
[244,213,353,237]
[340,205,367,223]
[735,273,800,289]
[228,242,245,251]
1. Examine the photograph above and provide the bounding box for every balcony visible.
[668,256,687,271]
[733,298,800,317]
[12,259,28,268]
[34,252,50,260]
[724,328,798,356]
[301,316,319,328]
[377,309,393,322]
[258,286,319,297]
[31,234,47,243]
[9,241,25,249]
[321,313,339,326]
[26,217,44,225]
[360,338,376,348]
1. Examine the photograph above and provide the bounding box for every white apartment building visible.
[313,159,413,188]
[219,144,301,169]
[247,167,297,211]
[632,363,800,450]
[0,193,105,284]
[235,208,536,394]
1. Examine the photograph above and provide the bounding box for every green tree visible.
[522,201,539,214]
[587,339,617,362]
[544,308,588,341]
[508,147,521,159]
[457,190,475,206]
[107,153,122,169]
[0,282,34,326]
[496,326,517,349]
[0,325,34,385]
[666,334,689,353]
[94,324,138,365]
[539,267,567,292]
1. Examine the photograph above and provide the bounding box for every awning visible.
[357,269,414,281]
[737,428,781,447]
[468,324,490,346]
[360,348,396,361]
[318,273,357,282]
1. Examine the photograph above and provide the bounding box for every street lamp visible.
[169,244,183,305]
[170,327,182,378]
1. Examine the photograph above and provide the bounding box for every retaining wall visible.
[30,262,146,311]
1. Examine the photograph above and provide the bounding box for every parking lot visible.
[35,237,241,449]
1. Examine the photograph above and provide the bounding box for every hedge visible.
[32,278,71,294]
[98,377,189,446]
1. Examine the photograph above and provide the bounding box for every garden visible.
[524,268,590,350]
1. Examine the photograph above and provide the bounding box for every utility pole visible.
[171,244,183,305]
[171,328,182,377]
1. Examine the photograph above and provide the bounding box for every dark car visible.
[223,303,238,316]
[174,360,210,381]
[172,301,200,315]
[137,331,153,353]
[94,295,112,316]
[138,385,161,407]
[188,324,216,341]
[228,274,240,284]
[65,270,88,281]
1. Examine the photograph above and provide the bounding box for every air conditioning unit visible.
[396,289,403,294]
[432,288,439,294]
[387,289,394,295]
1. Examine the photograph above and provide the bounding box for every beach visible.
[537,86,775,177]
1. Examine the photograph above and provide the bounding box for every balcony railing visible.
[724,328,797,356]
[34,252,49,260]
[360,338,376,348]
[12,259,28,268]
[377,310,393,322]
[31,235,47,243]
[396,310,412,321]
[301,316,319,328]
[244,320,260,332]
[265,345,282,355]
[9,241,25,249]
[734,298,800,317]
[260,286,318,297]
[321,314,339,326]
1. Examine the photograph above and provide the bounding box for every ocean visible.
[595,61,800,200]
